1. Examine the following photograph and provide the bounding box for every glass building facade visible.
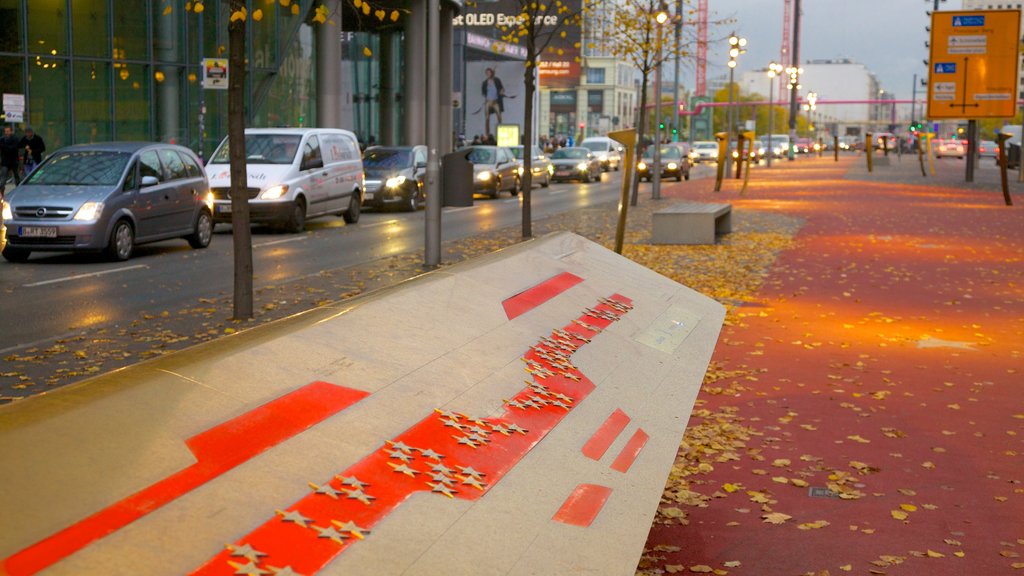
[0,0,318,160]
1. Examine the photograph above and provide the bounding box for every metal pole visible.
[653,24,663,200]
[672,0,682,142]
[767,76,774,167]
[965,118,976,183]
[725,65,734,175]
[910,73,917,127]
[425,0,441,267]
[197,12,205,163]
[787,0,801,161]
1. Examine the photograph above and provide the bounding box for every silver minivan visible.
[2,142,213,262]
[206,128,364,232]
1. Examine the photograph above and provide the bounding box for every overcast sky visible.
[703,0,959,98]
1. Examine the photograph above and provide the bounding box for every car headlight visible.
[758,147,766,155]
[637,161,647,170]
[731,151,739,159]
[547,165,554,175]
[517,166,524,176]
[204,191,215,212]
[666,162,678,170]
[260,184,289,200]
[598,154,608,161]
[385,175,407,188]
[576,162,588,171]
[477,171,492,182]
[73,201,104,221]
[2,200,11,221]
[689,152,697,159]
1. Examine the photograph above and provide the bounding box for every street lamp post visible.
[803,90,817,153]
[652,4,669,200]
[785,64,802,160]
[725,32,746,177]
[766,61,782,167]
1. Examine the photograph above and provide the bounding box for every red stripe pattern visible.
[581,408,631,461]
[610,428,650,473]
[552,484,614,527]
[190,293,633,576]
[502,272,584,320]
[3,381,370,576]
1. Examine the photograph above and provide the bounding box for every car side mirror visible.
[141,175,160,187]
[416,161,427,169]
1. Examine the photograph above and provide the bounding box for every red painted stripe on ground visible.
[2,381,368,576]
[610,428,649,473]
[502,272,584,320]
[552,484,614,527]
[191,294,634,576]
[581,408,631,461]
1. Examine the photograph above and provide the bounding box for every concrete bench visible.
[652,201,733,245]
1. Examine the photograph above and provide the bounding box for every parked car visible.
[637,145,689,182]
[0,199,6,255]
[509,145,553,188]
[765,134,791,158]
[934,139,965,159]
[978,140,998,159]
[206,128,364,232]
[873,132,897,152]
[689,140,720,163]
[1,143,213,262]
[362,145,426,212]
[550,147,602,183]
[579,137,622,171]
[462,145,520,198]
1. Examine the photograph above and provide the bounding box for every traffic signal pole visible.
[787,0,801,161]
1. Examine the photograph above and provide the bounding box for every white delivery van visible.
[206,128,364,232]
[579,136,623,171]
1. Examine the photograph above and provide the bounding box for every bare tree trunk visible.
[228,2,253,320]
[631,69,650,207]
[522,50,535,239]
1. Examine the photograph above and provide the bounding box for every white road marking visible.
[502,198,520,204]
[24,265,149,288]
[255,236,308,248]
[444,206,475,213]
[548,189,566,195]
[361,219,401,228]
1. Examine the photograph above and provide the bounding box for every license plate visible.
[19,226,57,238]
[363,192,375,201]
[556,170,570,176]
[216,204,231,214]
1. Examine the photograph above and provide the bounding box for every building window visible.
[586,67,605,84]
[27,0,68,56]
[73,0,111,57]
[74,61,112,143]
[0,0,23,52]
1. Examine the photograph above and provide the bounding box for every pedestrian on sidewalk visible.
[0,125,22,195]
[19,126,45,176]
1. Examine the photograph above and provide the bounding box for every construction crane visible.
[696,0,708,97]
[780,0,793,96]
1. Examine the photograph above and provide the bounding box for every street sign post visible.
[926,10,1021,119]
[201,58,229,90]
[3,93,25,123]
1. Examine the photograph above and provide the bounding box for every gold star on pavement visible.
[507,423,528,435]
[308,482,342,499]
[461,475,487,491]
[343,487,376,505]
[388,462,419,477]
[917,336,976,350]
[432,462,455,475]
[386,449,414,462]
[313,524,350,545]
[227,543,267,563]
[419,448,445,460]
[338,475,370,489]
[458,465,485,478]
[229,560,270,575]
[428,481,458,498]
[435,409,462,420]
[333,520,372,539]
[454,435,479,448]
[387,440,415,452]
[276,509,313,528]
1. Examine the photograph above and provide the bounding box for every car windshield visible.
[209,134,301,165]
[509,147,524,160]
[466,148,495,164]
[581,142,605,152]
[24,151,130,186]
[695,143,717,150]
[552,148,589,159]
[363,148,411,169]
[642,147,681,160]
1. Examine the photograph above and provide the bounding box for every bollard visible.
[740,133,755,194]
[997,132,1013,206]
[817,137,823,158]
[866,132,874,173]
[882,135,890,157]
[735,133,746,180]
[608,129,637,253]
[917,134,926,177]
[834,136,839,162]
[925,133,936,176]
[714,131,728,192]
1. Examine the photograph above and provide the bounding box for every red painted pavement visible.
[502,271,584,320]
[581,408,631,461]
[192,293,634,575]
[611,428,650,473]
[553,484,615,528]
[643,158,1024,574]
[3,381,369,576]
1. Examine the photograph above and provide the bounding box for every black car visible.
[637,145,689,182]
[362,146,427,212]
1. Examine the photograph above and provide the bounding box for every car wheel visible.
[541,172,550,188]
[581,170,590,183]
[188,210,213,249]
[676,172,683,182]
[684,170,690,181]
[285,198,306,233]
[512,176,521,196]
[491,178,501,199]
[2,246,31,262]
[405,185,419,212]
[107,219,134,261]
[343,192,361,224]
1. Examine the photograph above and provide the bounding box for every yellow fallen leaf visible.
[926,550,944,558]
[665,565,685,574]
[797,520,830,530]
[899,503,917,512]
[839,565,852,572]
[762,512,791,524]
[847,435,871,443]
[723,561,741,568]
[689,566,713,573]
[772,458,791,467]
[953,551,965,558]
[224,327,236,334]
[890,509,908,520]
[722,483,740,493]
[790,478,809,488]
[772,476,789,484]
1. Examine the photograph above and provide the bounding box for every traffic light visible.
[671,126,678,135]
[659,121,666,130]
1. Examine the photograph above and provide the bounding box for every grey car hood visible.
[9,184,113,208]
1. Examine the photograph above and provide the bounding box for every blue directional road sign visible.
[933,62,957,74]
[952,15,985,27]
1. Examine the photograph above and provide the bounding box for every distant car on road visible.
[579,137,622,171]
[509,145,553,188]
[362,145,427,212]
[689,141,719,163]
[550,147,602,183]
[978,140,998,159]
[934,139,965,159]
[637,145,689,182]
[461,145,521,198]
